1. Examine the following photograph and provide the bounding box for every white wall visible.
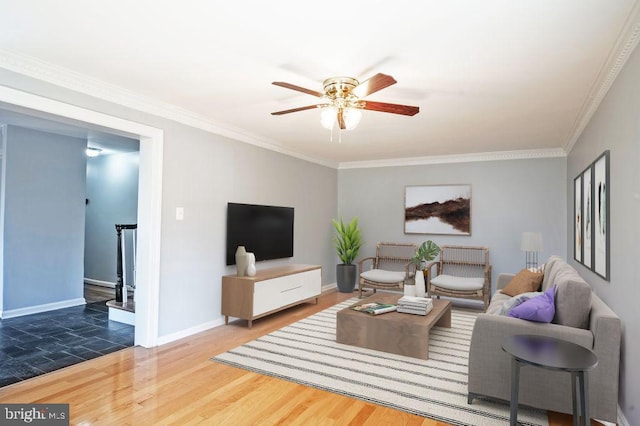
[84,151,140,285]
[338,157,567,292]
[158,123,337,335]
[566,40,640,425]
[2,125,86,311]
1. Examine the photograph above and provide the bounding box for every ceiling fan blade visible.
[272,81,324,98]
[337,108,346,130]
[352,73,397,98]
[271,105,325,115]
[360,100,419,116]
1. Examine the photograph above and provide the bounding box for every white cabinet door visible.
[253,269,321,316]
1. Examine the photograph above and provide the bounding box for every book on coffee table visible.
[351,302,397,315]
[397,304,433,316]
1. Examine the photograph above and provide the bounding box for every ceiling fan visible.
[271,73,419,130]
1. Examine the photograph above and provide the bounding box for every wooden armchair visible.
[425,245,492,311]
[357,242,418,298]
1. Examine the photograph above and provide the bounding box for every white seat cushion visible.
[360,269,405,284]
[430,274,484,291]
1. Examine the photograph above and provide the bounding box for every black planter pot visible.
[336,264,357,293]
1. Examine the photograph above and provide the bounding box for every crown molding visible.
[0,50,338,169]
[338,148,567,170]
[564,2,640,153]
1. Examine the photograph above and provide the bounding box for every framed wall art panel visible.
[593,150,610,280]
[573,150,610,281]
[582,166,592,269]
[574,174,582,263]
[404,185,471,235]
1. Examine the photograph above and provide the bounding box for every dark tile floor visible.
[0,301,134,387]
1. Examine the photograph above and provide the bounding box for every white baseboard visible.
[84,278,116,288]
[108,307,135,326]
[322,283,337,293]
[617,404,630,426]
[157,318,226,346]
[157,284,336,345]
[2,298,86,319]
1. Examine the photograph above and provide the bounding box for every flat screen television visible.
[226,202,294,265]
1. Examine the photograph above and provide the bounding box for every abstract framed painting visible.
[574,174,582,263]
[593,150,610,280]
[404,185,471,235]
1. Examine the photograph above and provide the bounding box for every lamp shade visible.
[520,232,543,252]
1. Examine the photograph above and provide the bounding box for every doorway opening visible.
[0,85,163,348]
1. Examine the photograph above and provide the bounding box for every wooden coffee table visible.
[336,293,452,360]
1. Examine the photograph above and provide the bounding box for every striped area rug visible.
[212,298,548,426]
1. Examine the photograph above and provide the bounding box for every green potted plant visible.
[411,240,440,271]
[409,240,440,297]
[332,216,362,293]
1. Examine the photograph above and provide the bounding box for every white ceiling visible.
[1,1,639,167]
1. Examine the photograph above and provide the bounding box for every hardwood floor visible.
[83,283,115,303]
[0,290,604,425]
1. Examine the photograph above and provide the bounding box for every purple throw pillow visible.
[508,285,556,323]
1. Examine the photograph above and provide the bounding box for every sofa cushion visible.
[430,274,484,291]
[360,269,405,284]
[502,269,543,296]
[541,255,563,291]
[551,268,592,328]
[509,285,556,323]
[486,291,511,315]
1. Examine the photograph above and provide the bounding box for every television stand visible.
[221,264,322,328]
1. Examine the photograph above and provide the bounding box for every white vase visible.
[246,252,256,277]
[404,284,416,297]
[415,270,426,297]
[235,246,247,277]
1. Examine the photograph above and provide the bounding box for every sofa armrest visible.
[587,295,621,421]
[496,273,515,291]
[468,313,594,398]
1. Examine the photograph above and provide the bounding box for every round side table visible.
[502,334,598,426]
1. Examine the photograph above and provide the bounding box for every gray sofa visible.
[467,256,621,422]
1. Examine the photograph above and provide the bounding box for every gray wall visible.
[3,125,86,310]
[0,68,338,337]
[84,151,140,285]
[158,124,337,334]
[566,41,640,424]
[338,157,567,294]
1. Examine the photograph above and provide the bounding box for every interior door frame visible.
[0,85,163,348]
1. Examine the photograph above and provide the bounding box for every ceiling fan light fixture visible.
[343,107,362,130]
[320,106,337,129]
[272,73,418,134]
[320,106,362,131]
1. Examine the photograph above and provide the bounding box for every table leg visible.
[510,357,520,426]
[577,371,589,426]
[571,372,579,426]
